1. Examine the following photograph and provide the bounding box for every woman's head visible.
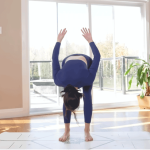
[60,84,84,124]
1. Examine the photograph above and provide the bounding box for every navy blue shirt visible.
[52,42,101,89]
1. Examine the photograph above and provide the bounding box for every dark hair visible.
[60,84,84,124]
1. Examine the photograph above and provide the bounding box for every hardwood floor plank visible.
[0,106,150,134]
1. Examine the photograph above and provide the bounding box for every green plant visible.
[124,58,150,99]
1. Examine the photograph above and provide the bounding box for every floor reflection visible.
[1,107,150,134]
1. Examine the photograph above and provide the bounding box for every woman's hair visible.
[60,84,84,124]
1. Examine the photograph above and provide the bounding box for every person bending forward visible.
[52,28,101,142]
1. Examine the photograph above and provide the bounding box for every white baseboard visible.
[0,108,29,119]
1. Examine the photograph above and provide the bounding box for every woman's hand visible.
[81,28,93,43]
[57,28,67,43]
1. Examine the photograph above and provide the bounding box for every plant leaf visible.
[148,69,150,77]
[135,58,146,63]
[140,90,144,99]
[142,66,147,73]
[136,80,139,87]
[142,62,150,67]
[135,58,142,61]
[148,76,150,86]
[134,63,140,66]
[141,82,146,90]
[139,73,144,86]
[129,62,134,68]
[124,67,132,76]
[128,75,133,90]
[135,59,150,66]
[143,72,148,82]
[124,62,136,76]
[137,64,144,82]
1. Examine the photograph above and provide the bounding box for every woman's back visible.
[52,42,100,88]
[65,55,88,66]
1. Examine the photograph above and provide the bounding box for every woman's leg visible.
[83,85,93,141]
[63,103,71,123]
[59,103,71,142]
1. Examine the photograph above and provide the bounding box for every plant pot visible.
[137,95,150,109]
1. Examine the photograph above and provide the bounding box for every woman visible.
[52,27,101,142]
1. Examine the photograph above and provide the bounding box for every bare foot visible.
[84,130,93,141]
[59,130,70,142]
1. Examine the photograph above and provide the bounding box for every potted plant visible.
[124,58,150,109]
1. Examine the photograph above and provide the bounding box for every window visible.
[29,1,145,112]
[92,5,143,104]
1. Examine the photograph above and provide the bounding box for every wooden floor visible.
[0,106,150,134]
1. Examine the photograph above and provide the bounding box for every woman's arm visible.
[81,28,101,84]
[52,28,67,84]
[88,41,100,81]
[83,84,93,123]
[52,42,61,82]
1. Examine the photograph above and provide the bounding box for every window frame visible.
[23,0,150,117]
